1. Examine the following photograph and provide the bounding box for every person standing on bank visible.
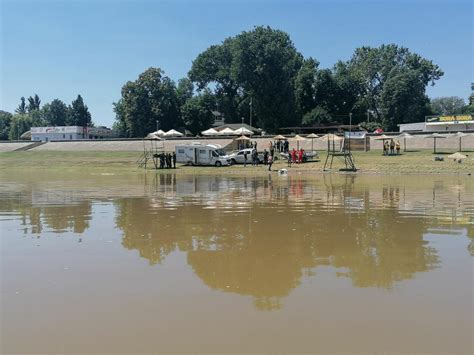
[268,155,273,171]
[390,139,395,155]
[243,150,248,167]
[263,149,268,165]
[172,152,176,168]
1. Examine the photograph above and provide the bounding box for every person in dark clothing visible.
[243,150,248,167]
[252,149,258,166]
[159,153,165,169]
[268,155,273,171]
[172,152,176,168]
[263,149,268,165]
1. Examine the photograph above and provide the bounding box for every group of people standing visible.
[287,148,305,166]
[239,140,259,151]
[243,148,274,171]
[156,152,176,169]
[272,140,289,153]
[383,139,401,156]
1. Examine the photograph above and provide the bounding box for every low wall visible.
[0,142,35,152]
[1,133,473,152]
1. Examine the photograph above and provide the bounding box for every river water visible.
[1,172,472,354]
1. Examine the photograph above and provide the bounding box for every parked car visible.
[227,149,264,164]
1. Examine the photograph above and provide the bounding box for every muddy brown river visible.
[1,172,472,354]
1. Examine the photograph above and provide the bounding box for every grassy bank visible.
[0,150,473,177]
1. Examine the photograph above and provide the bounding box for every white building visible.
[398,115,473,132]
[31,126,114,142]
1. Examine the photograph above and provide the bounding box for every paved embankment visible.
[0,142,35,152]
[1,133,473,152]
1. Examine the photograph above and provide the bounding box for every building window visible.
[69,135,72,139]
[63,134,65,139]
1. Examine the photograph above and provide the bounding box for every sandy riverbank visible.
[1,150,473,177]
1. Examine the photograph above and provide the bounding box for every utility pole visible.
[349,112,352,152]
[156,120,159,132]
[249,97,253,128]
[367,110,370,124]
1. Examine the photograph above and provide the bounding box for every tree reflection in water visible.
[115,174,448,310]
[3,173,471,311]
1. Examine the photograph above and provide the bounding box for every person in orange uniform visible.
[298,148,304,164]
[291,148,297,164]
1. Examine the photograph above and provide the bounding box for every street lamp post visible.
[249,97,253,128]
[349,112,352,152]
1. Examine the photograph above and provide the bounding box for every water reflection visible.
[1,173,472,311]
[115,176,449,310]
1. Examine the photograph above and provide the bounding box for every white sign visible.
[344,131,366,139]
[31,126,82,134]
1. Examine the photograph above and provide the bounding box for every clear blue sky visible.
[1,0,472,127]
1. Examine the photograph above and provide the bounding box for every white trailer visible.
[175,143,230,166]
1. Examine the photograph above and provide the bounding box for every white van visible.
[175,143,230,166]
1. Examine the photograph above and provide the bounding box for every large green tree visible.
[189,26,303,132]
[189,39,242,123]
[41,99,69,126]
[430,96,466,115]
[116,67,181,137]
[344,44,443,125]
[15,97,27,114]
[295,58,319,117]
[0,110,13,140]
[27,94,41,112]
[231,26,303,132]
[176,78,194,107]
[381,69,432,130]
[181,89,215,135]
[68,95,92,127]
[9,115,29,140]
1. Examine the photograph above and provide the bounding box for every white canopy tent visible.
[146,130,165,138]
[233,127,253,135]
[145,133,163,140]
[164,129,184,137]
[201,128,220,136]
[219,127,237,135]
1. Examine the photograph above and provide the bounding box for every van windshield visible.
[216,149,227,156]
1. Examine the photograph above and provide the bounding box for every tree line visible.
[2,26,473,140]
[114,26,472,137]
[0,94,92,140]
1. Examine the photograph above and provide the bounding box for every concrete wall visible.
[0,142,34,152]
[1,133,473,153]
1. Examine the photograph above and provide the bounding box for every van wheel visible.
[231,159,237,165]
[215,161,222,167]
[186,161,193,166]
